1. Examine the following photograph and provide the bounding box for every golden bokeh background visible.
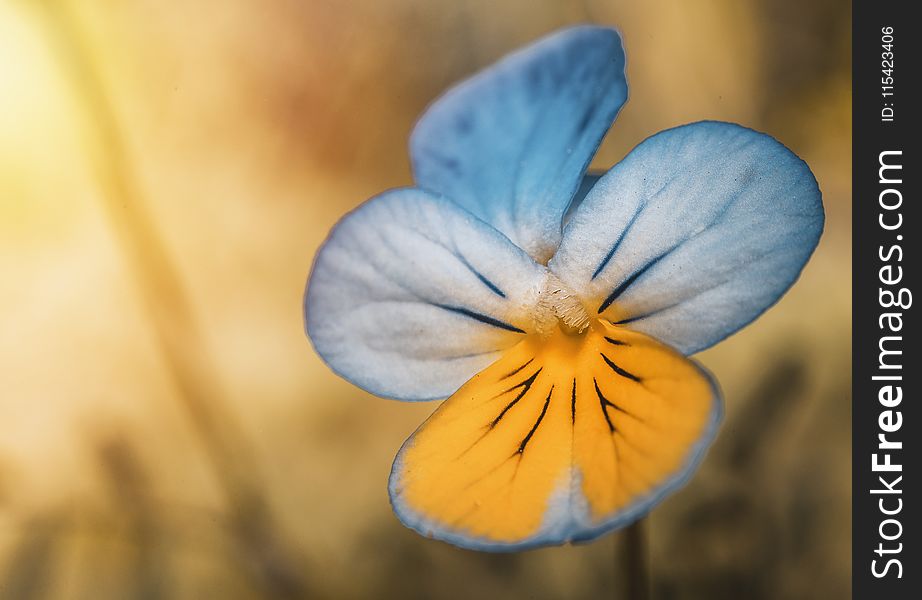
[1,1,850,598]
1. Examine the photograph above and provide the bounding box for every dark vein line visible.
[458,255,507,298]
[597,192,746,314]
[612,271,737,325]
[518,386,553,454]
[604,336,630,346]
[435,304,525,333]
[382,224,507,302]
[471,271,506,299]
[591,208,644,280]
[613,314,648,325]
[588,168,686,282]
[594,379,617,433]
[593,377,645,426]
[597,249,673,314]
[494,367,543,400]
[454,366,541,460]
[499,358,535,382]
[600,353,642,383]
[570,378,577,425]
[491,368,542,428]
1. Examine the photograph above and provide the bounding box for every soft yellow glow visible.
[0,4,90,236]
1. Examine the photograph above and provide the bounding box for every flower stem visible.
[622,518,650,600]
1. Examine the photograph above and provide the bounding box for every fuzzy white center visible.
[532,272,591,336]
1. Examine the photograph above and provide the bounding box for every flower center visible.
[532,272,591,337]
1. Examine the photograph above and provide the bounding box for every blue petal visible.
[305,188,547,401]
[563,171,604,227]
[410,26,628,263]
[550,121,824,354]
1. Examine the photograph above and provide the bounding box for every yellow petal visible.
[389,321,721,550]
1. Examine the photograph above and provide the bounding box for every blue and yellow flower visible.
[304,26,823,551]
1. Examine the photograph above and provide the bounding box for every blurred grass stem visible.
[31,1,310,596]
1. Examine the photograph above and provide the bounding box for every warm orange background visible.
[1,1,850,598]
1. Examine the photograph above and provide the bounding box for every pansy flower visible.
[305,26,823,551]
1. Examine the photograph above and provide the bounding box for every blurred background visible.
[0,0,850,598]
